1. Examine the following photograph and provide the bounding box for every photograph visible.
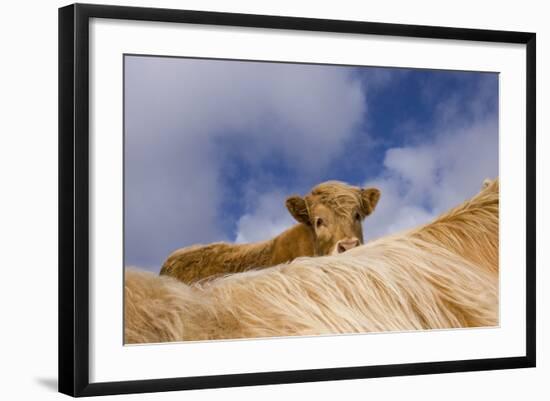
[123,55,500,344]
[55,2,537,396]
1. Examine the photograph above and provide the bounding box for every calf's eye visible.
[355,212,361,221]
[316,218,324,228]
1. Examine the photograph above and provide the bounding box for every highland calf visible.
[160,181,381,283]
[125,179,499,343]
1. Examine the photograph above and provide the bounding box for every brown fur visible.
[125,179,499,343]
[160,181,380,283]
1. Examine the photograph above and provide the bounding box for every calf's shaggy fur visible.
[160,181,380,283]
[125,179,499,344]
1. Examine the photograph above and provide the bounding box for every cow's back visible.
[160,241,275,283]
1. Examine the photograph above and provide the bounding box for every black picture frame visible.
[59,3,536,397]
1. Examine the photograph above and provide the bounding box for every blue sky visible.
[124,55,498,270]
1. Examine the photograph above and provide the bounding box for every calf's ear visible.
[360,188,381,216]
[286,196,310,225]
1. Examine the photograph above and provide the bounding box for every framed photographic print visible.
[58,3,536,397]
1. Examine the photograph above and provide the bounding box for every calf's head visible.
[286,181,380,255]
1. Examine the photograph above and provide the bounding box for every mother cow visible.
[160,181,381,283]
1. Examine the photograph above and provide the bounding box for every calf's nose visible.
[336,238,360,254]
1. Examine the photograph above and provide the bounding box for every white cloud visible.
[362,112,498,242]
[234,191,295,244]
[362,177,436,240]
